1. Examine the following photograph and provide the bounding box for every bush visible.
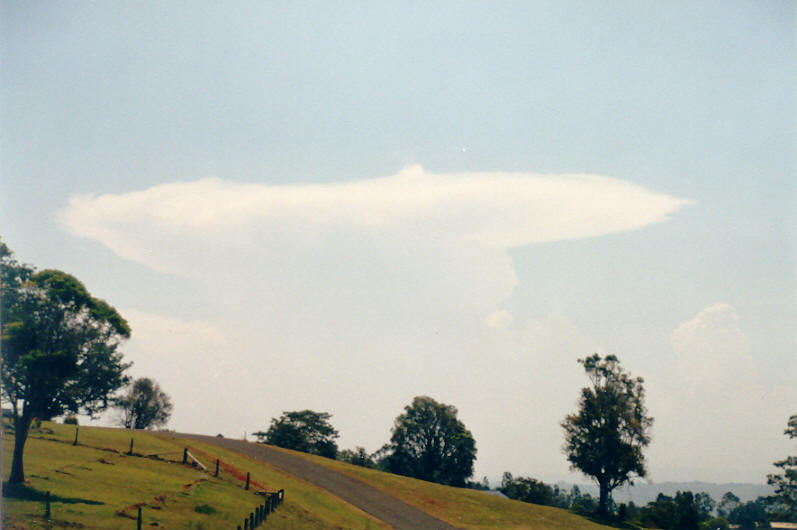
[63,415,78,425]
[338,447,376,468]
[194,504,216,515]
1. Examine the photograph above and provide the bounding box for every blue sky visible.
[2,1,794,484]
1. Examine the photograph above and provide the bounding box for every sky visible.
[1,1,794,486]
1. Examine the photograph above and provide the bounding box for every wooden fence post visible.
[245,472,250,490]
[137,506,142,530]
[182,448,187,464]
[44,491,51,518]
[243,518,248,530]
[73,426,78,446]
[214,458,219,477]
[128,438,134,455]
[249,512,254,529]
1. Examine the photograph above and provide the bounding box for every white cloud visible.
[646,304,796,482]
[59,166,687,337]
[671,303,752,391]
[485,309,514,329]
[60,165,688,275]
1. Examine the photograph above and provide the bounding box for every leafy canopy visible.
[766,413,797,522]
[261,410,339,458]
[115,377,173,430]
[561,354,653,515]
[383,395,476,487]
[1,242,130,484]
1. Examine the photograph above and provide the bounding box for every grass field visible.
[2,421,610,529]
[1,421,387,529]
[271,446,612,530]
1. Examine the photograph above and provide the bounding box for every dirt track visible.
[176,433,460,530]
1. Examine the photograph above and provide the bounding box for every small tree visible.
[383,395,476,487]
[499,472,557,506]
[115,377,173,430]
[728,498,770,529]
[338,447,376,468]
[561,354,653,515]
[766,413,797,521]
[1,243,130,484]
[264,410,339,458]
[717,492,741,518]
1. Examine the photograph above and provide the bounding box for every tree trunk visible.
[598,479,610,516]
[9,412,32,484]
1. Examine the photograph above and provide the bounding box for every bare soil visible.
[177,433,460,529]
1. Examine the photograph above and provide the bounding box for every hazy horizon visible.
[2,1,794,486]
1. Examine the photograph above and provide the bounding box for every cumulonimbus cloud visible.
[59,165,689,277]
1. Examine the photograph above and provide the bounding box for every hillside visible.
[2,421,610,529]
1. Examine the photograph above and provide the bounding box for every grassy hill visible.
[2,421,610,529]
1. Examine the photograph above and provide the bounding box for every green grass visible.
[3,421,610,529]
[1,421,386,529]
[270,446,613,529]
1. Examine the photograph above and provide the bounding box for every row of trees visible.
[497,475,775,530]
[257,353,794,526]
[1,243,173,486]
[257,396,478,487]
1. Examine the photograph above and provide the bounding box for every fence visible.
[44,428,286,527]
[235,489,284,530]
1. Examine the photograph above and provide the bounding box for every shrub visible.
[194,504,216,515]
[63,415,78,425]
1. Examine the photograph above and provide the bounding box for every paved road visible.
[176,433,460,530]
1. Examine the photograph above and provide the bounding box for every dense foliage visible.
[1,243,130,484]
[115,377,173,430]
[499,473,570,508]
[633,491,718,529]
[383,396,476,487]
[766,413,797,521]
[561,354,653,514]
[258,410,339,458]
[337,446,376,468]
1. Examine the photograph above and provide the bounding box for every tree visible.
[634,491,712,530]
[1,243,130,484]
[717,492,741,518]
[383,395,476,487]
[766,413,796,521]
[115,377,173,430]
[338,447,376,468]
[499,472,557,506]
[263,410,339,458]
[561,354,653,515]
[728,498,769,529]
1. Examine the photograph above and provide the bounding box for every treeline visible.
[254,396,477,487]
[496,474,780,529]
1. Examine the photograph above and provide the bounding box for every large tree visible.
[767,413,797,521]
[1,243,130,484]
[260,410,339,458]
[115,377,173,430]
[561,354,653,515]
[383,395,476,487]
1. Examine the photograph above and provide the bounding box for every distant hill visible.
[556,481,773,505]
